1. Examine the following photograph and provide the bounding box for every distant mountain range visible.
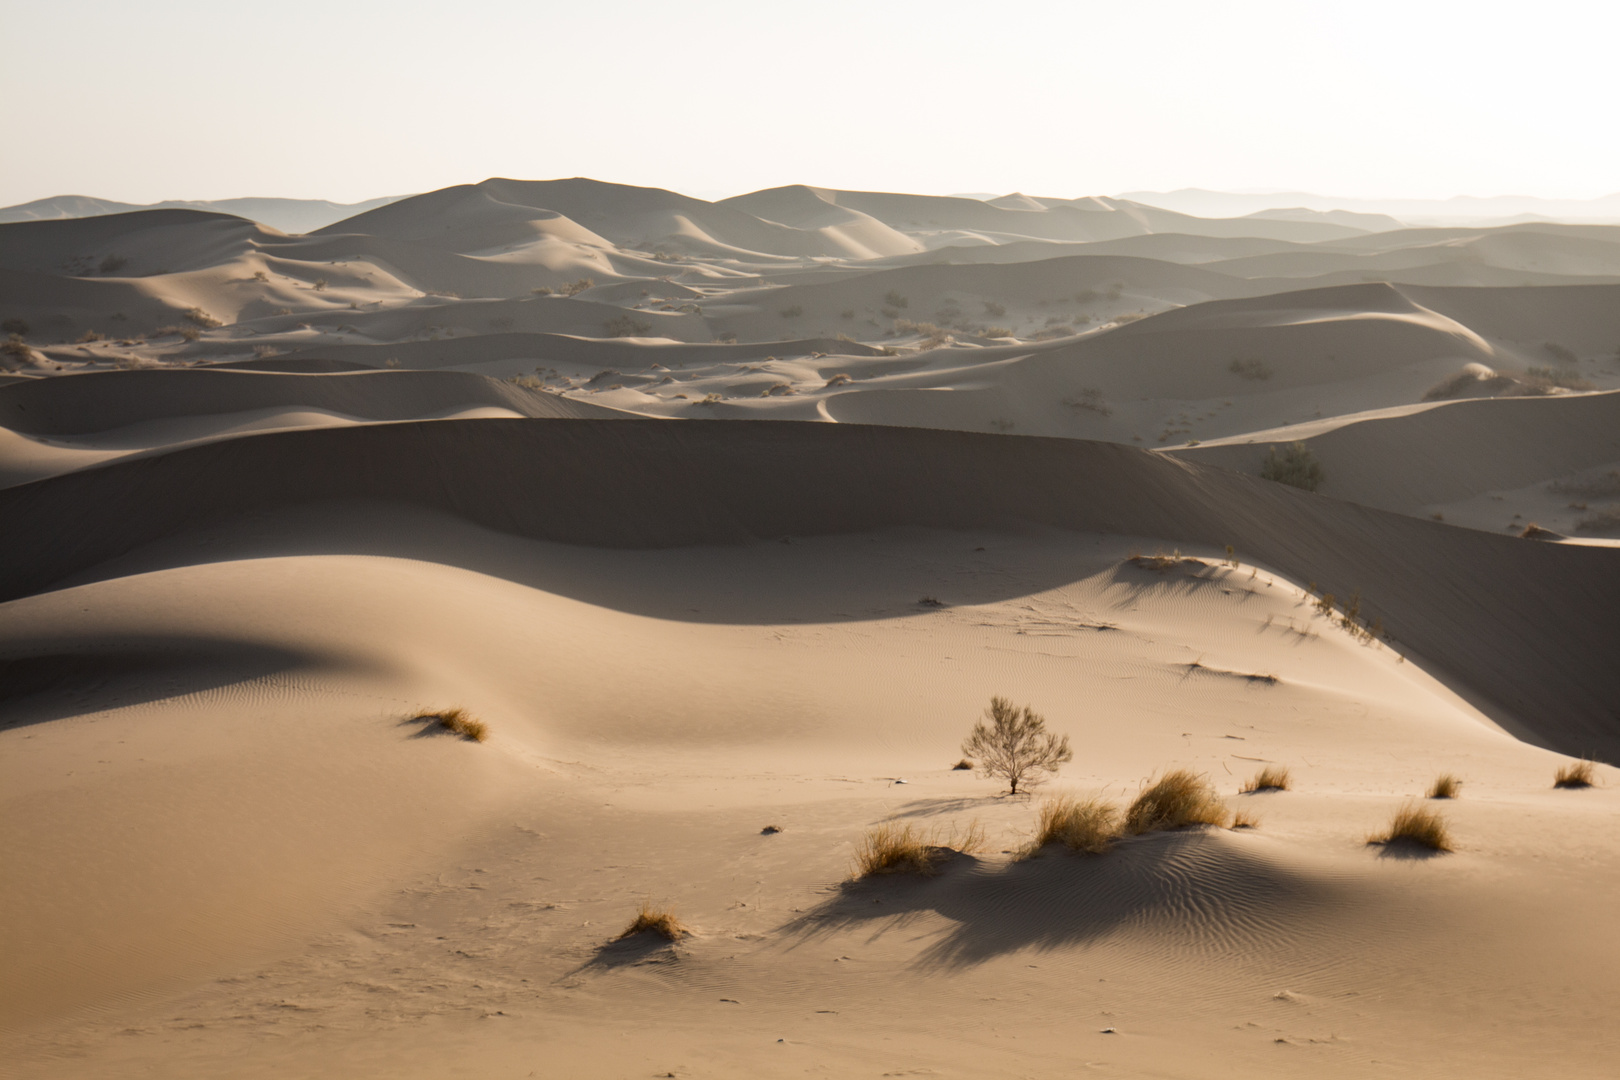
[1120,189,1620,225]
[0,194,405,234]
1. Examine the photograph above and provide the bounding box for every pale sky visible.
[3,0,1617,207]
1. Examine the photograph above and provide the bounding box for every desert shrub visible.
[99,254,127,274]
[1523,366,1594,392]
[312,278,329,291]
[1427,773,1461,799]
[418,706,488,742]
[952,758,973,770]
[1029,795,1118,855]
[852,822,940,877]
[561,277,595,297]
[1230,810,1259,829]
[1260,442,1324,492]
[252,270,269,283]
[1063,388,1112,416]
[604,315,653,337]
[760,382,795,397]
[961,696,1072,795]
[617,900,686,941]
[1240,765,1290,793]
[884,290,908,309]
[1423,369,1488,401]
[76,329,105,343]
[1124,770,1231,834]
[1369,802,1452,851]
[824,373,852,387]
[531,286,553,296]
[983,301,1006,317]
[1229,357,1272,380]
[184,307,222,328]
[779,305,803,318]
[1543,341,1578,364]
[716,330,737,343]
[1,318,29,336]
[2,335,39,368]
[1554,760,1595,788]
[982,326,1014,338]
[252,345,280,359]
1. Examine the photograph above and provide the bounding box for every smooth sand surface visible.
[3,178,1618,1078]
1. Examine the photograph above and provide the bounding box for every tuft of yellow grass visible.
[617,899,686,942]
[852,820,982,878]
[1240,765,1290,793]
[1028,795,1118,855]
[1427,773,1461,799]
[1370,802,1453,852]
[1125,770,1232,834]
[1230,810,1260,830]
[419,706,488,742]
[1554,760,1596,789]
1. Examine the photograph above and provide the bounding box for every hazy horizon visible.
[3,0,1617,207]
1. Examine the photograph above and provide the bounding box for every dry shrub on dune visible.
[418,706,488,742]
[852,821,983,878]
[1370,802,1453,852]
[1554,760,1596,789]
[1029,795,1118,855]
[1427,773,1461,799]
[1240,765,1290,793]
[1125,770,1232,834]
[617,899,686,941]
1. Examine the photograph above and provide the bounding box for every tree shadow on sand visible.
[778,830,1344,973]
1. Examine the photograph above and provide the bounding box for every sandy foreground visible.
[2,180,1619,1078]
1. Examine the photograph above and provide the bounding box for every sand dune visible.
[6,177,1620,1080]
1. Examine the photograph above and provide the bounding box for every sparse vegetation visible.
[417,706,488,742]
[252,270,269,283]
[1229,357,1273,381]
[1125,770,1232,833]
[761,824,782,834]
[184,307,222,328]
[312,278,329,291]
[1065,388,1112,416]
[76,329,105,343]
[1260,442,1324,492]
[853,822,950,877]
[617,899,686,941]
[952,758,974,771]
[1427,773,1461,799]
[1240,765,1290,793]
[1230,810,1259,829]
[604,314,653,337]
[983,326,1014,338]
[884,290,908,309]
[983,301,1006,317]
[1524,366,1594,391]
[1543,341,1578,364]
[824,373,852,387]
[961,696,1073,795]
[561,277,595,297]
[2,335,39,368]
[1028,795,1118,855]
[1369,802,1453,852]
[1554,760,1595,789]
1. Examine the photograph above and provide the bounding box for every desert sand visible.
[3,178,1619,1079]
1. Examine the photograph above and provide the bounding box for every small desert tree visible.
[962,696,1072,795]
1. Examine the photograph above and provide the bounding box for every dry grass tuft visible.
[1125,770,1232,833]
[1240,765,1290,793]
[1369,802,1453,852]
[952,758,974,771]
[419,706,488,742]
[1230,810,1259,830]
[1029,795,1118,855]
[617,899,686,941]
[760,824,782,835]
[852,820,982,878]
[1554,760,1596,789]
[1427,773,1461,799]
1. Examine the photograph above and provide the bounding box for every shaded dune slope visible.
[1172,390,1620,512]
[1,419,1615,758]
[0,369,629,436]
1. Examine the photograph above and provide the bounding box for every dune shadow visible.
[779,829,1339,972]
[0,636,312,729]
[571,932,685,975]
[1367,839,1451,861]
